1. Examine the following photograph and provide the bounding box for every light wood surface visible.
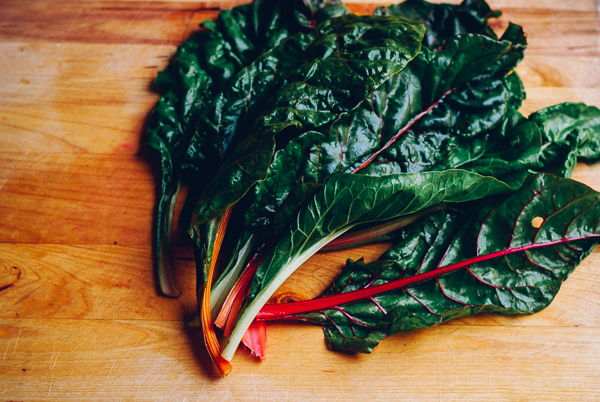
[1,1,600,400]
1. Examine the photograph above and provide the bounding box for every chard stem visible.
[215,248,268,336]
[210,233,256,320]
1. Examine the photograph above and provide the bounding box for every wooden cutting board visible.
[1,0,599,400]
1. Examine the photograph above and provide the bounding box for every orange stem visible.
[200,206,234,376]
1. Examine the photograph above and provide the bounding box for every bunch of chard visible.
[147,0,600,375]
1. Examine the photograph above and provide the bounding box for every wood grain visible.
[1,0,600,400]
[0,244,196,321]
[1,319,600,401]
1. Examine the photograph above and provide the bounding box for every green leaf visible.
[529,102,600,177]
[191,14,427,226]
[245,31,530,232]
[252,0,350,51]
[293,0,350,30]
[145,0,600,368]
[421,34,510,104]
[290,174,600,353]
[146,92,187,297]
[221,169,517,360]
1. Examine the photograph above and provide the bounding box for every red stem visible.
[256,234,600,320]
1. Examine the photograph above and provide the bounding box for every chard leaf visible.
[530,103,600,178]
[284,174,600,353]
[147,1,348,296]
[375,0,501,49]
[245,30,529,231]
[221,169,517,360]
[420,33,510,104]
[366,84,537,188]
[191,14,427,226]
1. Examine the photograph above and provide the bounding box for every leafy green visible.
[530,103,600,177]
[191,0,523,315]
[144,0,600,370]
[221,169,518,359]
[190,14,427,226]
[145,7,251,297]
[253,0,350,50]
[280,174,600,352]
[183,13,426,315]
[245,27,529,232]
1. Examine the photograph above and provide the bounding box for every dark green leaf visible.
[530,102,600,177]
[245,32,529,232]
[146,11,250,296]
[191,15,427,226]
[252,0,350,51]
[293,174,600,353]
[148,1,348,296]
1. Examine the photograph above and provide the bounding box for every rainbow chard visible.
[216,4,599,367]
[211,1,600,366]
[200,2,527,347]
[257,174,600,352]
[189,14,427,225]
[146,0,600,374]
